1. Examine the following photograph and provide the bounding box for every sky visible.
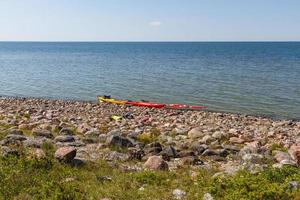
[0,0,300,41]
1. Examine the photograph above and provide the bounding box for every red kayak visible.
[126,101,166,108]
[167,104,207,110]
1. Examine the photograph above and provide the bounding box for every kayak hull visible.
[98,96,206,110]
[126,101,165,108]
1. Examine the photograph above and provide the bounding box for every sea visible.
[0,42,299,120]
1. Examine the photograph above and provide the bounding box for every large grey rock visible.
[32,129,53,138]
[23,138,45,148]
[84,129,100,138]
[143,156,169,171]
[59,128,74,135]
[160,146,177,159]
[106,135,134,148]
[105,151,129,162]
[191,143,207,155]
[1,146,19,157]
[202,149,229,157]
[54,135,75,143]
[4,134,27,144]
[55,147,76,162]
[242,153,264,164]
[144,142,163,155]
[178,150,195,158]
[8,129,23,135]
[274,151,292,163]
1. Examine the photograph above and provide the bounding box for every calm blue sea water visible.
[0,42,300,119]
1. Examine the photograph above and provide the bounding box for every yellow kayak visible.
[98,96,128,105]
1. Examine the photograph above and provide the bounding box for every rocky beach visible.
[0,97,299,199]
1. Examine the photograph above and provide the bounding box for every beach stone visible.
[0,146,19,157]
[201,135,214,144]
[160,146,177,159]
[229,137,245,144]
[288,181,299,190]
[32,129,53,138]
[288,145,300,165]
[219,162,241,176]
[144,142,163,155]
[8,129,23,135]
[56,140,85,148]
[23,138,44,148]
[5,134,27,142]
[188,127,204,139]
[179,156,203,166]
[127,131,141,139]
[221,144,240,152]
[242,153,264,164]
[274,151,291,163]
[212,131,226,140]
[143,156,169,171]
[105,151,129,161]
[172,189,186,199]
[145,147,162,156]
[84,129,100,138]
[99,134,108,142]
[128,147,144,160]
[280,159,297,167]
[55,147,76,162]
[202,149,228,157]
[203,193,214,200]
[30,148,46,159]
[191,143,207,155]
[106,135,134,148]
[239,145,258,157]
[76,123,91,134]
[59,128,74,135]
[178,150,195,158]
[54,135,75,143]
[106,129,122,137]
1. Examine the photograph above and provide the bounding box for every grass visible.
[137,128,161,144]
[271,143,289,152]
[0,151,299,200]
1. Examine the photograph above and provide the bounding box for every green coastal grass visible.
[0,154,299,200]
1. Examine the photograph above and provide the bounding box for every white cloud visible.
[149,21,162,27]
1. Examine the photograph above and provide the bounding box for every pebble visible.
[172,189,186,199]
[188,127,204,139]
[203,193,214,200]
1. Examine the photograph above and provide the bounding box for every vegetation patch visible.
[0,154,299,200]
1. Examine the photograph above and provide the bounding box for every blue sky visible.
[0,0,299,41]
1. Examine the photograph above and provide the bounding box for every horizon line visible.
[0,40,300,43]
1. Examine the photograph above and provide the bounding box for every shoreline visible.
[1,95,298,122]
